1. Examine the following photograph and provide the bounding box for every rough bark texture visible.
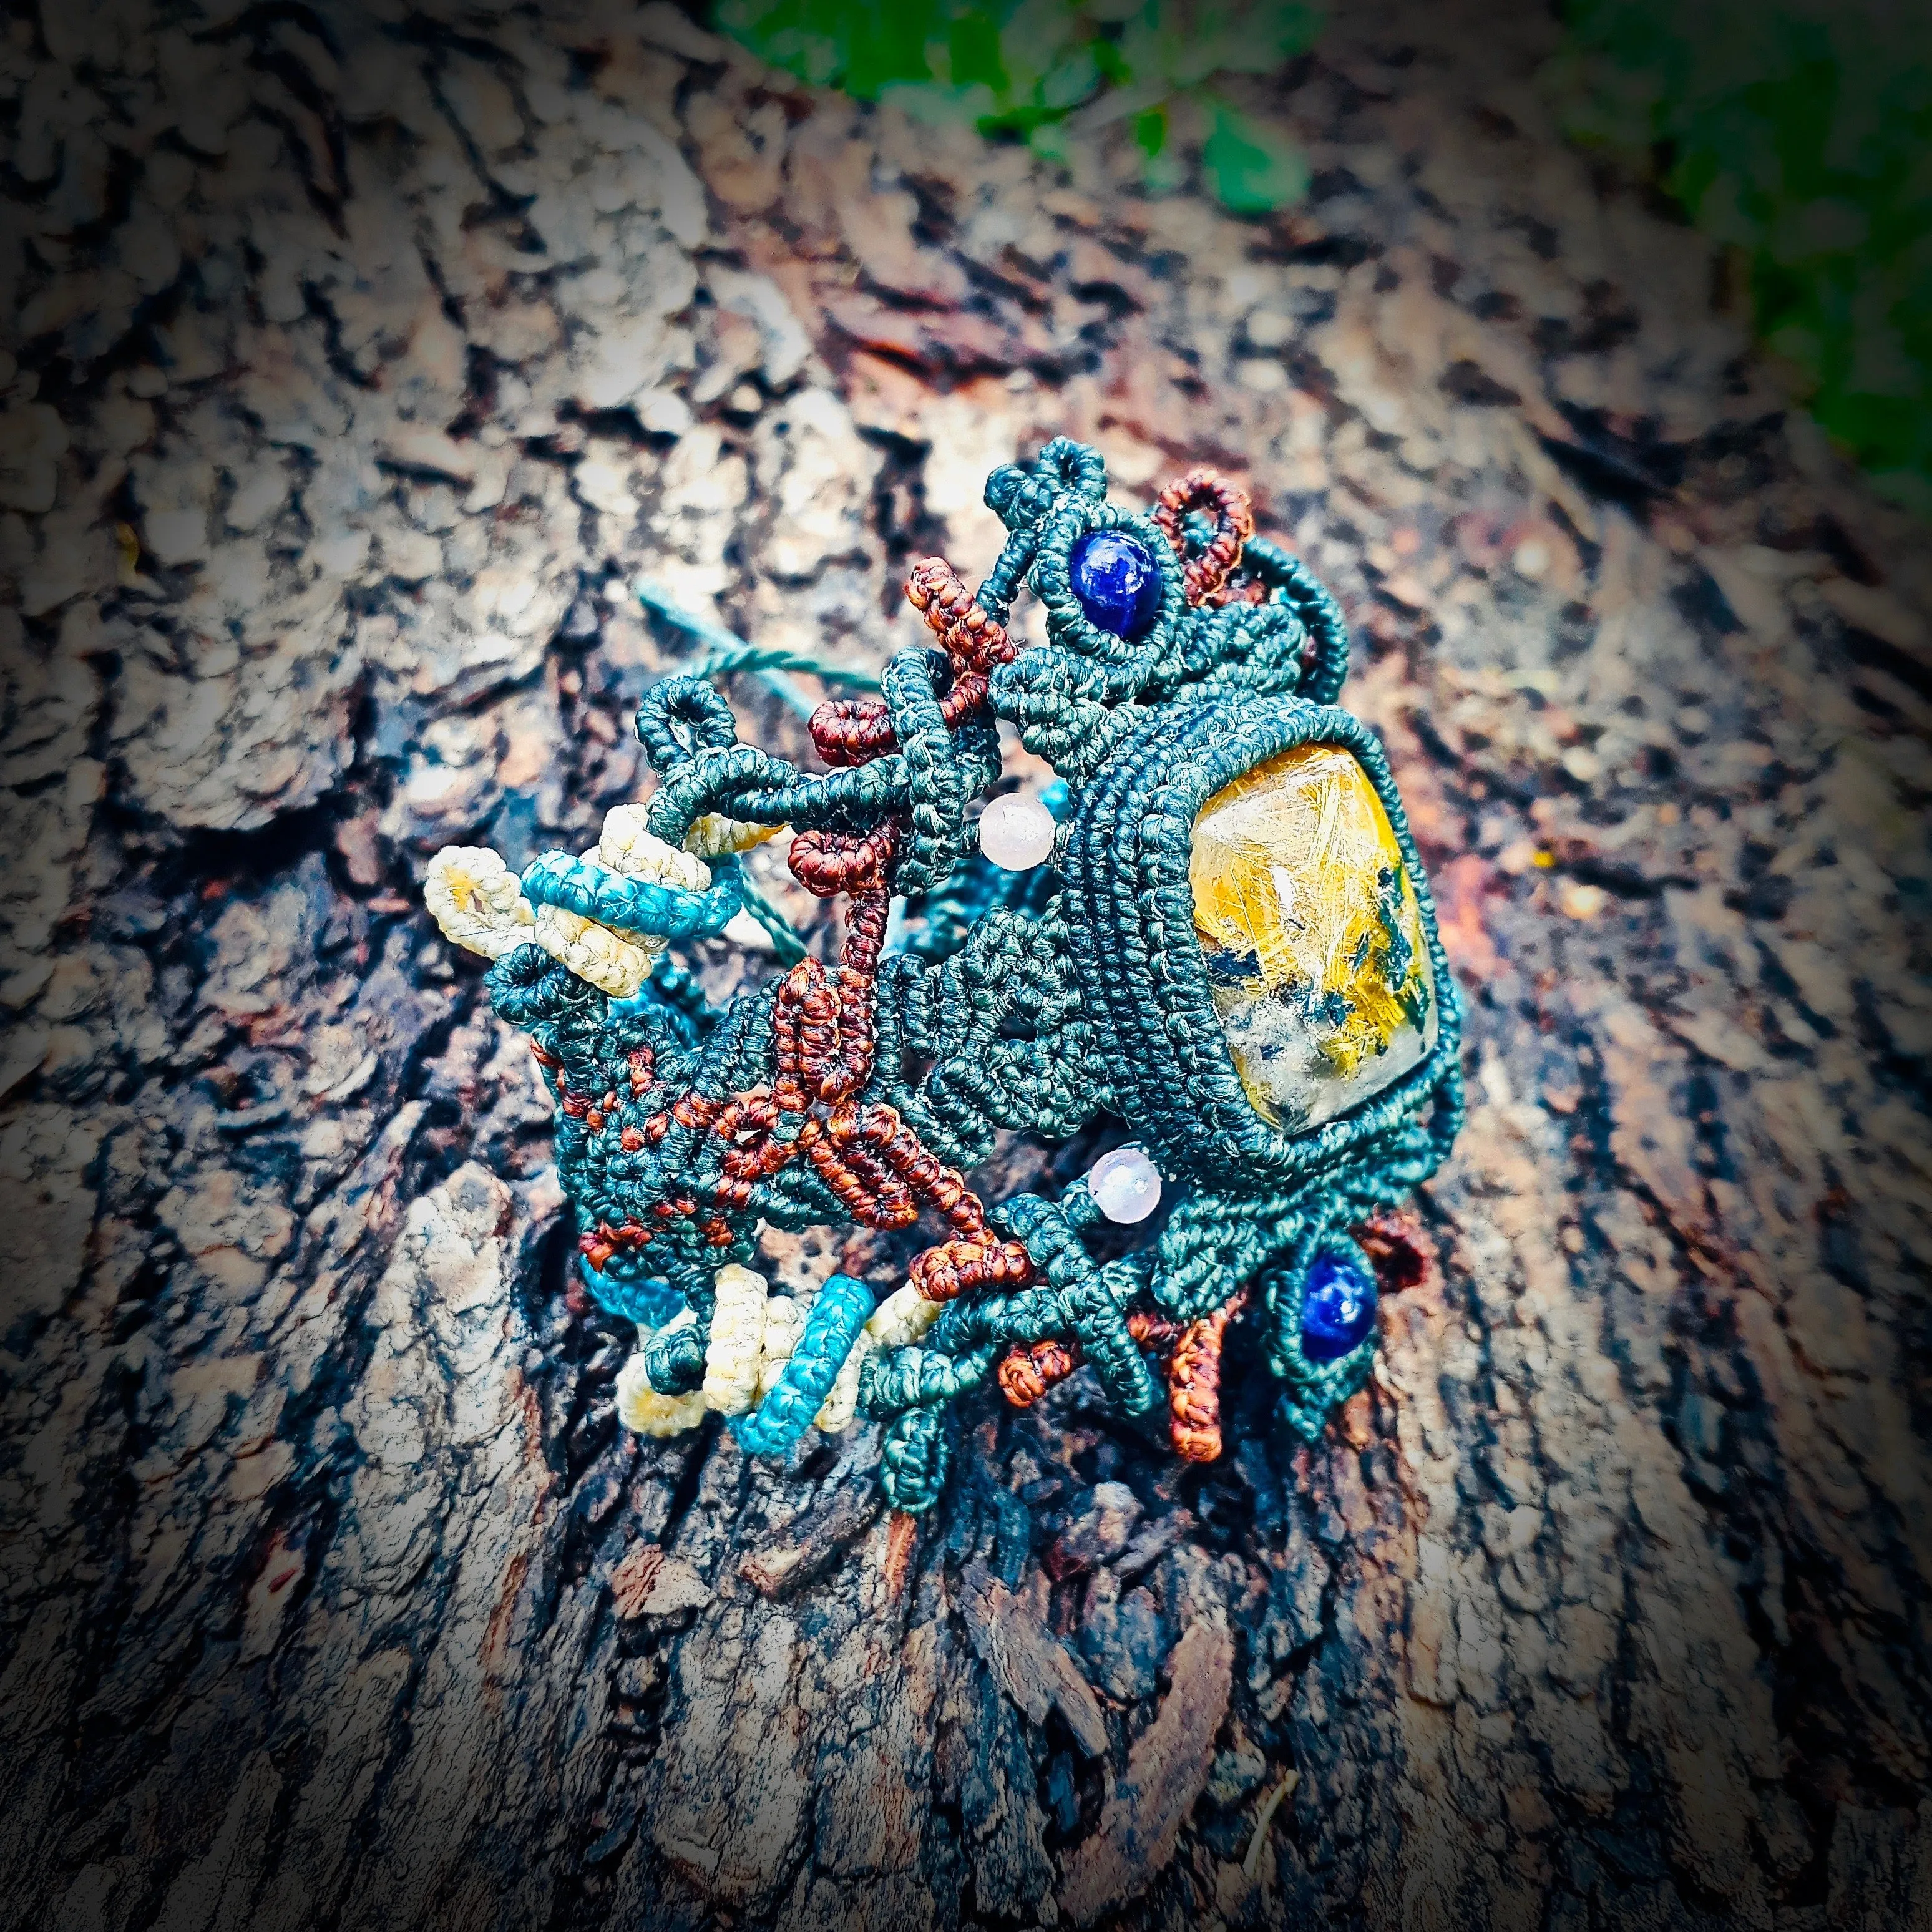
[2,3,1930,1930]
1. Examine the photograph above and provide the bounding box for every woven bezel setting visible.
[1061,693,1461,1189]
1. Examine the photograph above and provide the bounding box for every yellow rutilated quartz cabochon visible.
[1188,743,1438,1133]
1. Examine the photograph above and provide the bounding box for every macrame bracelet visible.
[425,439,1463,1516]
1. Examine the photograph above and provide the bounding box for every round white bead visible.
[1088,1146,1162,1224]
[977,794,1057,871]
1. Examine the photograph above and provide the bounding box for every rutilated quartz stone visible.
[1188,743,1438,1133]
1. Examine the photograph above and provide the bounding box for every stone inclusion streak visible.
[1188,743,1438,1132]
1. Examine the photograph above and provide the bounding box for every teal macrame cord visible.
[424,442,1464,1517]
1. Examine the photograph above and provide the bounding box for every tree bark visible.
[2,4,1930,1930]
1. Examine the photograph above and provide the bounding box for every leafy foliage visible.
[1554,0,1932,512]
[713,0,1320,213]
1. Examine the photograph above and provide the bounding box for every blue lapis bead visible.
[1300,1251,1378,1362]
[1069,530,1162,640]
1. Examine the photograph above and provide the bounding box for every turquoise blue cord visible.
[736,1274,875,1457]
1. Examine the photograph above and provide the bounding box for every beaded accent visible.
[424,439,1462,1515]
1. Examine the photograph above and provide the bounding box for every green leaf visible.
[1553,0,1932,509]
[1212,0,1323,74]
[1133,103,1168,159]
[1028,120,1073,162]
[1141,137,1188,198]
[881,77,997,127]
[947,9,1008,93]
[1040,44,1101,112]
[1200,97,1310,213]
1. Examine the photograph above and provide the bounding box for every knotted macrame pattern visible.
[426,440,1463,1514]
